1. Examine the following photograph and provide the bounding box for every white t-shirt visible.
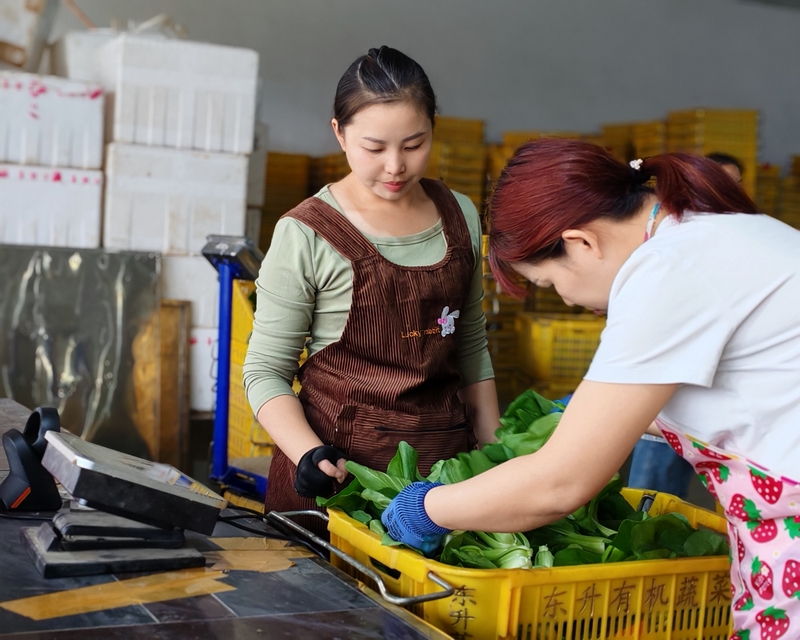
[585,212,800,480]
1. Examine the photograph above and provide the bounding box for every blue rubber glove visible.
[381,482,451,556]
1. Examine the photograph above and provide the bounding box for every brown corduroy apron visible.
[264,178,477,531]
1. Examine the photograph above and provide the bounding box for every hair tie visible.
[629,158,650,185]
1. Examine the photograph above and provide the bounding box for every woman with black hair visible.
[243,47,499,524]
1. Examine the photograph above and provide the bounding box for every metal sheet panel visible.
[0,245,160,459]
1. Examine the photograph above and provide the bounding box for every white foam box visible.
[50,29,120,82]
[0,71,104,169]
[103,143,248,255]
[161,255,219,328]
[0,163,103,247]
[245,207,261,247]
[190,326,217,412]
[0,0,58,69]
[247,122,268,207]
[95,34,258,154]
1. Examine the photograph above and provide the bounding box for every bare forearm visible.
[256,394,324,465]
[424,452,584,532]
[423,381,679,533]
[461,378,501,445]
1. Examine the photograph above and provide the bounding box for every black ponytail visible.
[333,46,437,129]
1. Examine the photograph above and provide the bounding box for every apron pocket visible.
[344,404,473,475]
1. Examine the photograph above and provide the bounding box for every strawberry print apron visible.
[658,419,800,640]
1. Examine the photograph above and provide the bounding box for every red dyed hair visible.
[487,139,759,297]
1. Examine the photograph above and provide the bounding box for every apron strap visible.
[283,179,473,263]
[283,197,377,262]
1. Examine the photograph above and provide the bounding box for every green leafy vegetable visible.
[345,460,410,495]
[317,389,729,571]
[386,441,421,482]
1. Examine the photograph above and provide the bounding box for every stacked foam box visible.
[261,152,312,250]
[0,71,104,248]
[756,164,782,218]
[666,109,759,198]
[92,33,259,411]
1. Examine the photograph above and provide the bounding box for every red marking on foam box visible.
[52,171,61,182]
[88,88,103,100]
[82,176,89,184]
[190,337,198,345]
[29,80,47,98]
[0,169,7,178]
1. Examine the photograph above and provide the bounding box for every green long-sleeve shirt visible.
[243,185,494,416]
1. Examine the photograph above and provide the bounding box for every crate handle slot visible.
[267,509,456,606]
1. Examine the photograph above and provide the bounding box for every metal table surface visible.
[0,399,449,639]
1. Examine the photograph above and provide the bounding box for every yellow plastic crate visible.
[516,313,605,382]
[230,281,275,454]
[529,287,584,314]
[229,279,307,455]
[328,488,732,640]
[502,130,585,151]
[434,115,485,145]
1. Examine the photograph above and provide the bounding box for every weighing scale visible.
[5,410,228,578]
[201,234,267,498]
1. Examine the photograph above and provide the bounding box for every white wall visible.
[51,0,800,166]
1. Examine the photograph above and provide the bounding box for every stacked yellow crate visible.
[425,116,487,212]
[229,280,307,460]
[601,123,634,162]
[666,109,759,198]
[480,236,525,404]
[260,153,311,250]
[425,140,487,211]
[502,130,586,152]
[488,131,599,206]
[632,120,667,158]
[434,115,484,144]
[783,157,800,227]
[229,281,274,459]
[310,152,350,193]
[756,164,782,218]
[487,143,512,183]
[778,176,800,230]
[792,155,800,178]
[515,312,606,402]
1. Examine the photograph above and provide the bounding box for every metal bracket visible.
[266,510,455,607]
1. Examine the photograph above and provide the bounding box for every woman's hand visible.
[381,482,451,555]
[294,445,348,498]
[317,457,348,482]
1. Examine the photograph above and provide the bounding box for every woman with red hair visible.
[383,139,800,637]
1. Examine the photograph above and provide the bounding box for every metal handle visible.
[267,510,455,607]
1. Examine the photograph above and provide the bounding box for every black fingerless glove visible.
[294,445,347,498]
